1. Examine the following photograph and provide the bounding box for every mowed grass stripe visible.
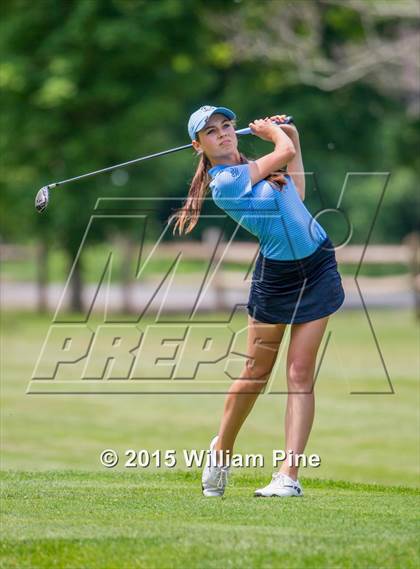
[2,309,418,487]
[1,471,419,569]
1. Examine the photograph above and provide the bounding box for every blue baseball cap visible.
[188,105,236,140]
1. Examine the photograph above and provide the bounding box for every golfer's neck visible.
[210,151,241,167]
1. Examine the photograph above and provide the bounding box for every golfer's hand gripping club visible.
[235,115,294,136]
[34,115,294,212]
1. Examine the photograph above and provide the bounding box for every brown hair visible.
[169,151,287,236]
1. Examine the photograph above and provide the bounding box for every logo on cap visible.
[187,105,236,140]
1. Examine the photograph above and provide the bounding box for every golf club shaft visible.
[45,116,293,190]
[46,143,193,189]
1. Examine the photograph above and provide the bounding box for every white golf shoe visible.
[201,435,230,497]
[254,472,303,497]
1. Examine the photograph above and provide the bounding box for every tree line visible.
[1,0,418,309]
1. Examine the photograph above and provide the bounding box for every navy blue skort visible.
[247,236,345,324]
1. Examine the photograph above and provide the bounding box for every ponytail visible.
[170,152,211,236]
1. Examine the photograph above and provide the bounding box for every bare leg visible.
[214,316,287,459]
[279,316,329,480]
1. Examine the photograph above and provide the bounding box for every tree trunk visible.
[120,236,135,314]
[203,227,225,312]
[36,241,48,313]
[69,254,84,313]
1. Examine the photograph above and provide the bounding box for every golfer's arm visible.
[286,135,305,201]
[249,134,296,186]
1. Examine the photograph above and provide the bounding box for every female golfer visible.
[171,105,345,497]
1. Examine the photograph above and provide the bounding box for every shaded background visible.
[1,0,419,309]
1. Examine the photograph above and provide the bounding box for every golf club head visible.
[35,186,49,213]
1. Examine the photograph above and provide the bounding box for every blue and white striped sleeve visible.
[209,164,259,233]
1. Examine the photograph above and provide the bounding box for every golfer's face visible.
[196,114,237,157]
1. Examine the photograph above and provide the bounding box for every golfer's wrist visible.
[273,135,296,155]
[289,132,300,147]
[279,125,300,144]
[288,129,299,142]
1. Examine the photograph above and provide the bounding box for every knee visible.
[239,358,273,391]
[245,357,274,380]
[287,360,314,391]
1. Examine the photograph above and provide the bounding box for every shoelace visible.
[271,473,300,490]
[272,473,285,483]
[216,467,229,489]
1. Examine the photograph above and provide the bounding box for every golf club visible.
[35,116,294,213]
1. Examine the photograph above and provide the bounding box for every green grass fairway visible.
[2,309,418,486]
[1,309,419,567]
[1,471,419,569]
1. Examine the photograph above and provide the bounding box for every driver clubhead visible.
[35,186,49,213]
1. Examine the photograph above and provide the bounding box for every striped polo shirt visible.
[208,163,327,261]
